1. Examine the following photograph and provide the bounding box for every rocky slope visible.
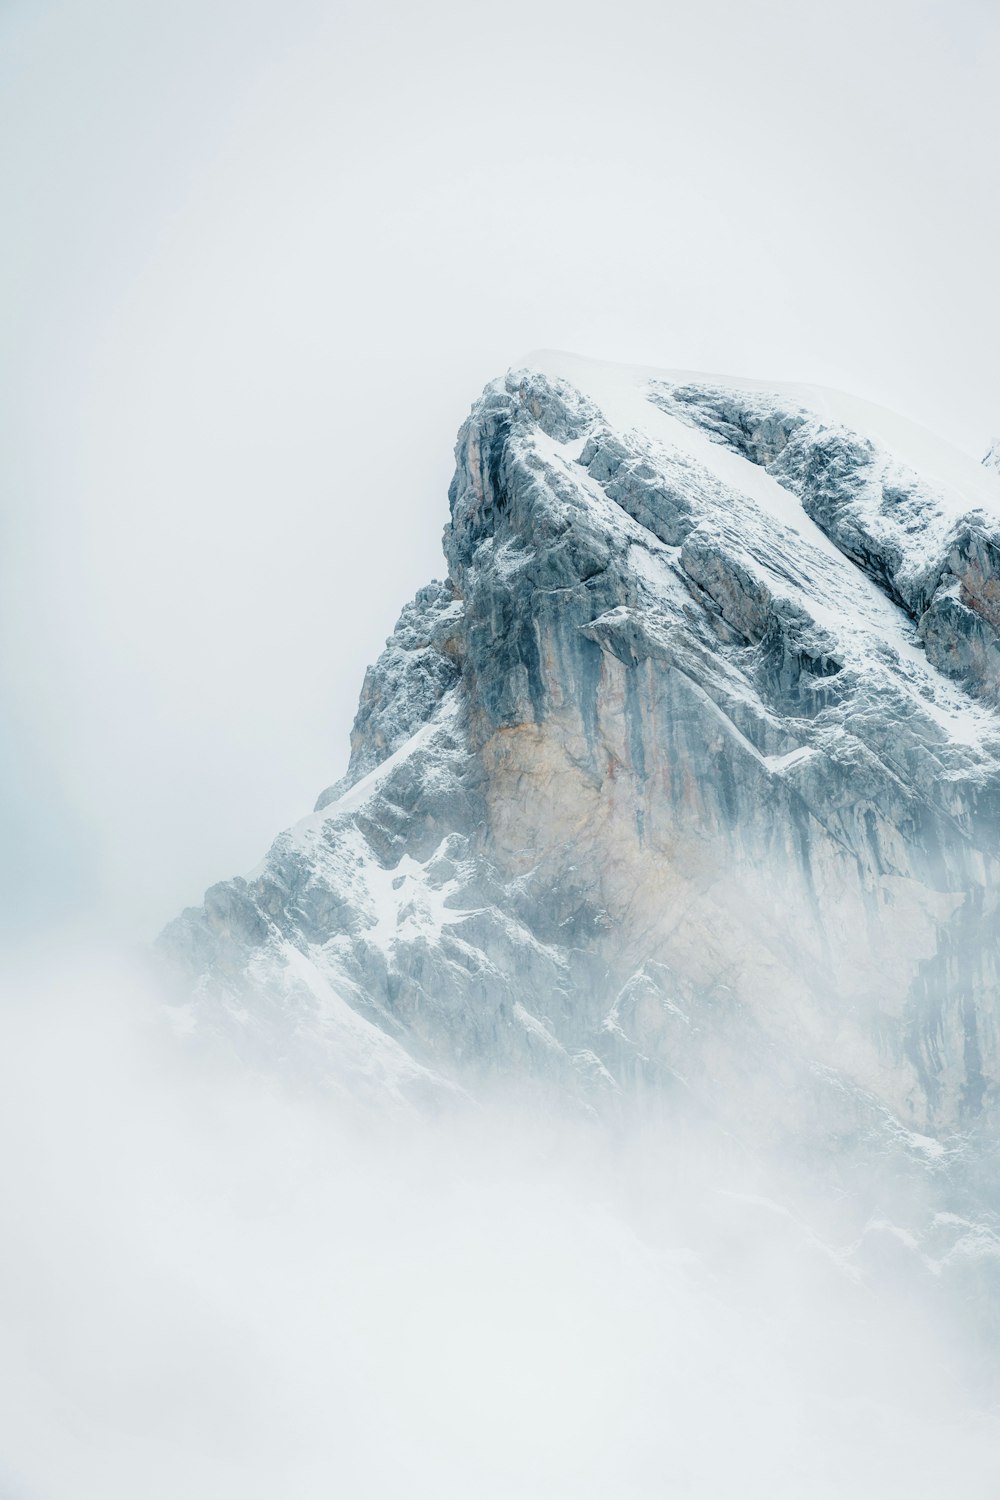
[161,355,1000,1177]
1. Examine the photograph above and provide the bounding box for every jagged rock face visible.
[651,381,1000,702]
[314,581,463,807]
[160,357,1000,1164]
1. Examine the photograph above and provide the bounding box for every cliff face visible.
[160,355,1000,1160]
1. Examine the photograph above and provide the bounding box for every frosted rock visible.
[160,359,1000,1165]
[651,380,1000,701]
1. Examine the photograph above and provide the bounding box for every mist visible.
[5,1,1000,1492]
[0,947,994,1499]
[4,0,1000,941]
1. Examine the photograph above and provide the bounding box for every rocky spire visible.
[160,359,1000,1151]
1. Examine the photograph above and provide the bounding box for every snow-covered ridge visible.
[152,352,1000,1403]
[162,355,1000,1156]
[642,369,1000,702]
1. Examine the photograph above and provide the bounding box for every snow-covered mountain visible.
[161,355,1000,1171]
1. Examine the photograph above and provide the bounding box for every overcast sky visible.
[3,0,999,941]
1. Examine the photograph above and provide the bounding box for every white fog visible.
[4,1,1000,1494]
[1,950,997,1498]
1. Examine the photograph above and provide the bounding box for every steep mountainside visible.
[161,355,1000,1184]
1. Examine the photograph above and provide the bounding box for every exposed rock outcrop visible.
[160,358,1000,1169]
[652,380,1000,702]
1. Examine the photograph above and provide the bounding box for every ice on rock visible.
[160,357,1000,1185]
[649,378,1000,702]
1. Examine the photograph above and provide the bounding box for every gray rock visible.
[159,364,1000,1180]
[651,380,1000,702]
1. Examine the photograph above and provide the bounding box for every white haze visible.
[4,2,1000,1490]
[0,949,998,1499]
[2,0,1000,939]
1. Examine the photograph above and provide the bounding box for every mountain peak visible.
[161,360,1000,1156]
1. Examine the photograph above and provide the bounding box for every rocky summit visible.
[161,354,1000,1183]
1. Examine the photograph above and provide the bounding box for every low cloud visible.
[0,949,997,1499]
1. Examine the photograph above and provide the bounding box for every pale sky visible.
[3,0,999,940]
